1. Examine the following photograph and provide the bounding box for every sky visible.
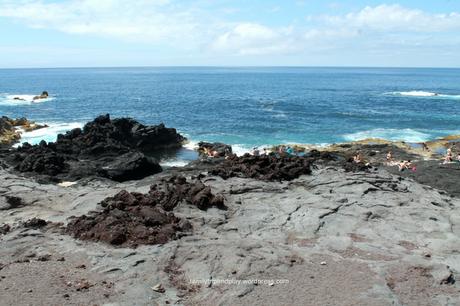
[0,0,460,68]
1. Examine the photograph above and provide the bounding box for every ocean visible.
[1,67,460,163]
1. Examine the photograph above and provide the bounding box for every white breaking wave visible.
[15,122,84,146]
[183,139,272,156]
[0,94,55,105]
[232,144,253,156]
[343,128,431,143]
[387,91,460,99]
[183,140,199,150]
[160,160,191,167]
[397,91,438,97]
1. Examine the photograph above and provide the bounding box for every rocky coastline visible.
[1,115,460,306]
[0,116,48,147]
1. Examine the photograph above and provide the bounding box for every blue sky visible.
[1,0,460,68]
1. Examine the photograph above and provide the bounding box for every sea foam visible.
[387,91,460,99]
[0,94,55,105]
[343,128,431,143]
[15,122,84,146]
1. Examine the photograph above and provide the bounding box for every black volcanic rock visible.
[100,152,162,182]
[2,114,185,182]
[210,153,313,181]
[66,176,225,247]
[198,142,232,158]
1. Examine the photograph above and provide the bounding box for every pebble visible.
[320,261,327,265]
[151,283,165,293]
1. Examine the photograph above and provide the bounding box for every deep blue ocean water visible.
[1,67,460,159]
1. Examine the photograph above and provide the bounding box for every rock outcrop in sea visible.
[33,91,49,101]
[0,116,47,146]
[1,114,185,182]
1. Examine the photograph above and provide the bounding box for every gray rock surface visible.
[1,166,459,305]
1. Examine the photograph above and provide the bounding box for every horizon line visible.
[1,65,460,70]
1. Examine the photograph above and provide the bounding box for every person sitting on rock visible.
[386,151,393,164]
[203,147,212,157]
[398,160,414,172]
[211,150,220,158]
[353,152,363,163]
[278,145,285,155]
[443,148,453,164]
[252,147,260,156]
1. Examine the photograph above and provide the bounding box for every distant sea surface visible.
[1,67,460,156]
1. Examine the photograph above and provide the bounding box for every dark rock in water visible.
[2,114,185,182]
[33,91,49,100]
[198,142,232,158]
[210,153,313,181]
[66,176,224,247]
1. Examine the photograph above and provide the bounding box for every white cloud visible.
[0,1,459,59]
[323,4,460,32]
[0,0,203,46]
[211,23,298,55]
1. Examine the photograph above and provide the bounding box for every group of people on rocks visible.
[203,145,303,158]
[202,146,233,158]
[383,146,460,172]
[203,147,221,158]
[352,150,416,172]
[385,150,416,172]
[442,147,460,164]
[250,145,302,157]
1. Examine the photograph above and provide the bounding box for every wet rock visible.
[2,114,185,182]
